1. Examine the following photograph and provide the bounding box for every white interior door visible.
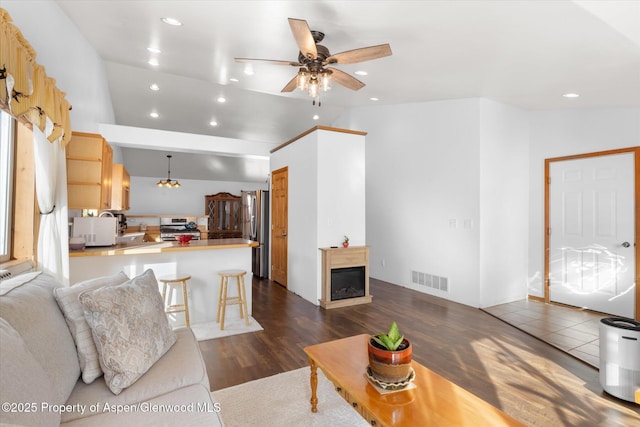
[549,152,635,318]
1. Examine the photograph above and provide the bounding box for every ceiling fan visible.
[235,18,392,105]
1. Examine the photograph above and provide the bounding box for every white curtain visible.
[33,117,69,285]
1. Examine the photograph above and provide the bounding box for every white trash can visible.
[599,317,640,402]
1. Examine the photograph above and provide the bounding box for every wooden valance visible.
[0,8,72,146]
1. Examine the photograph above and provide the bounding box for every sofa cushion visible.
[0,272,80,405]
[61,384,224,427]
[54,271,130,384]
[0,317,61,427]
[63,327,209,423]
[79,269,177,395]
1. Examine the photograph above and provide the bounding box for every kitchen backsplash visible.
[126,215,208,229]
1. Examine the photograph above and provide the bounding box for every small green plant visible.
[343,235,349,243]
[372,321,404,351]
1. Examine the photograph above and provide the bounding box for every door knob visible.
[621,242,631,248]
[282,232,287,237]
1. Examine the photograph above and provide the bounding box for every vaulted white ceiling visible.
[53,0,640,180]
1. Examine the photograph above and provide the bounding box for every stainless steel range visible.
[160,217,201,241]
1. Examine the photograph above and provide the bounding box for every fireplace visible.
[331,266,366,300]
[319,246,372,309]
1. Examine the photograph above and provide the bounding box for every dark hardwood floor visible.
[198,277,640,426]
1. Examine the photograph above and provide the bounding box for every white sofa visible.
[0,271,224,426]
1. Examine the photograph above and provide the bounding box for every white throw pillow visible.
[54,271,129,383]
[79,269,177,395]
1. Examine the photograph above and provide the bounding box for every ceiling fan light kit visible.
[296,68,332,93]
[235,18,391,106]
[156,154,181,188]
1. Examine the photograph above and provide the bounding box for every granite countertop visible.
[69,238,258,257]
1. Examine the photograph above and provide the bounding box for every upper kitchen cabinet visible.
[205,192,242,239]
[66,132,113,210]
[110,164,130,211]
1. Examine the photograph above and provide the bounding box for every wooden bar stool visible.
[216,269,249,330]
[158,274,191,327]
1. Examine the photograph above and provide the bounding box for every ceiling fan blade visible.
[235,58,301,67]
[326,67,365,91]
[288,18,317,60]
[281,76,298,93]
[326,44,392,65]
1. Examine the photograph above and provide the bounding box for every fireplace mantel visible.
[319,246,372,309]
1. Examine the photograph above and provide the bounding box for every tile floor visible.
[482,299,606,368]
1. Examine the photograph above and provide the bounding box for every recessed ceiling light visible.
[355,70,368,76]
[150,112,159,118]
[209,121,218,127]
[313,115,319,120]
[563,93,580,98]
[150,83,160,91]
[161,17,183,26]
[370,97,379,101]
[243,67,254,76]
[147,47,161,54]
[217,97,226,103]
[229,78,239,82]
[148,58,159,66]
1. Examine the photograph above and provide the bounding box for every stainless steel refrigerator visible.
[241,190,269,278]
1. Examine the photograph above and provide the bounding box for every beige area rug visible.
[189,317,263,342]
[212,367,368,427]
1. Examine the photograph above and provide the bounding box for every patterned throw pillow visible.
[54,271,129,384]
[79,269,176,395]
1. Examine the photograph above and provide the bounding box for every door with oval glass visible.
[547,151,636,318]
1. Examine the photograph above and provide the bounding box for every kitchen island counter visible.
[69,238,258,257]
[69,239,258,326]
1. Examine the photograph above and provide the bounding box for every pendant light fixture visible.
[156,154,180,188]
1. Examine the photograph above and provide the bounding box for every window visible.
[0,110,15,263]
[0,111,35,271]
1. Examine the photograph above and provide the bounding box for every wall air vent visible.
[410,270,449,293]
[0,269,12,281]
[439,276,448,292]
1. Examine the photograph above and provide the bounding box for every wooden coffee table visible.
[304,334,525,426]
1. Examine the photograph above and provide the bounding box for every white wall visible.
[336,100,638,308]
[100,124,277,158]
[270,132,319,304]
[270,128,366,305]
[1,0,115,133]
[526,107,640,297]
[335,98,532,308]
[317,130,366,248]
[316,130,366,303]
[128,176,267,216]
[335,99,487,307]
[478,99,530,307]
